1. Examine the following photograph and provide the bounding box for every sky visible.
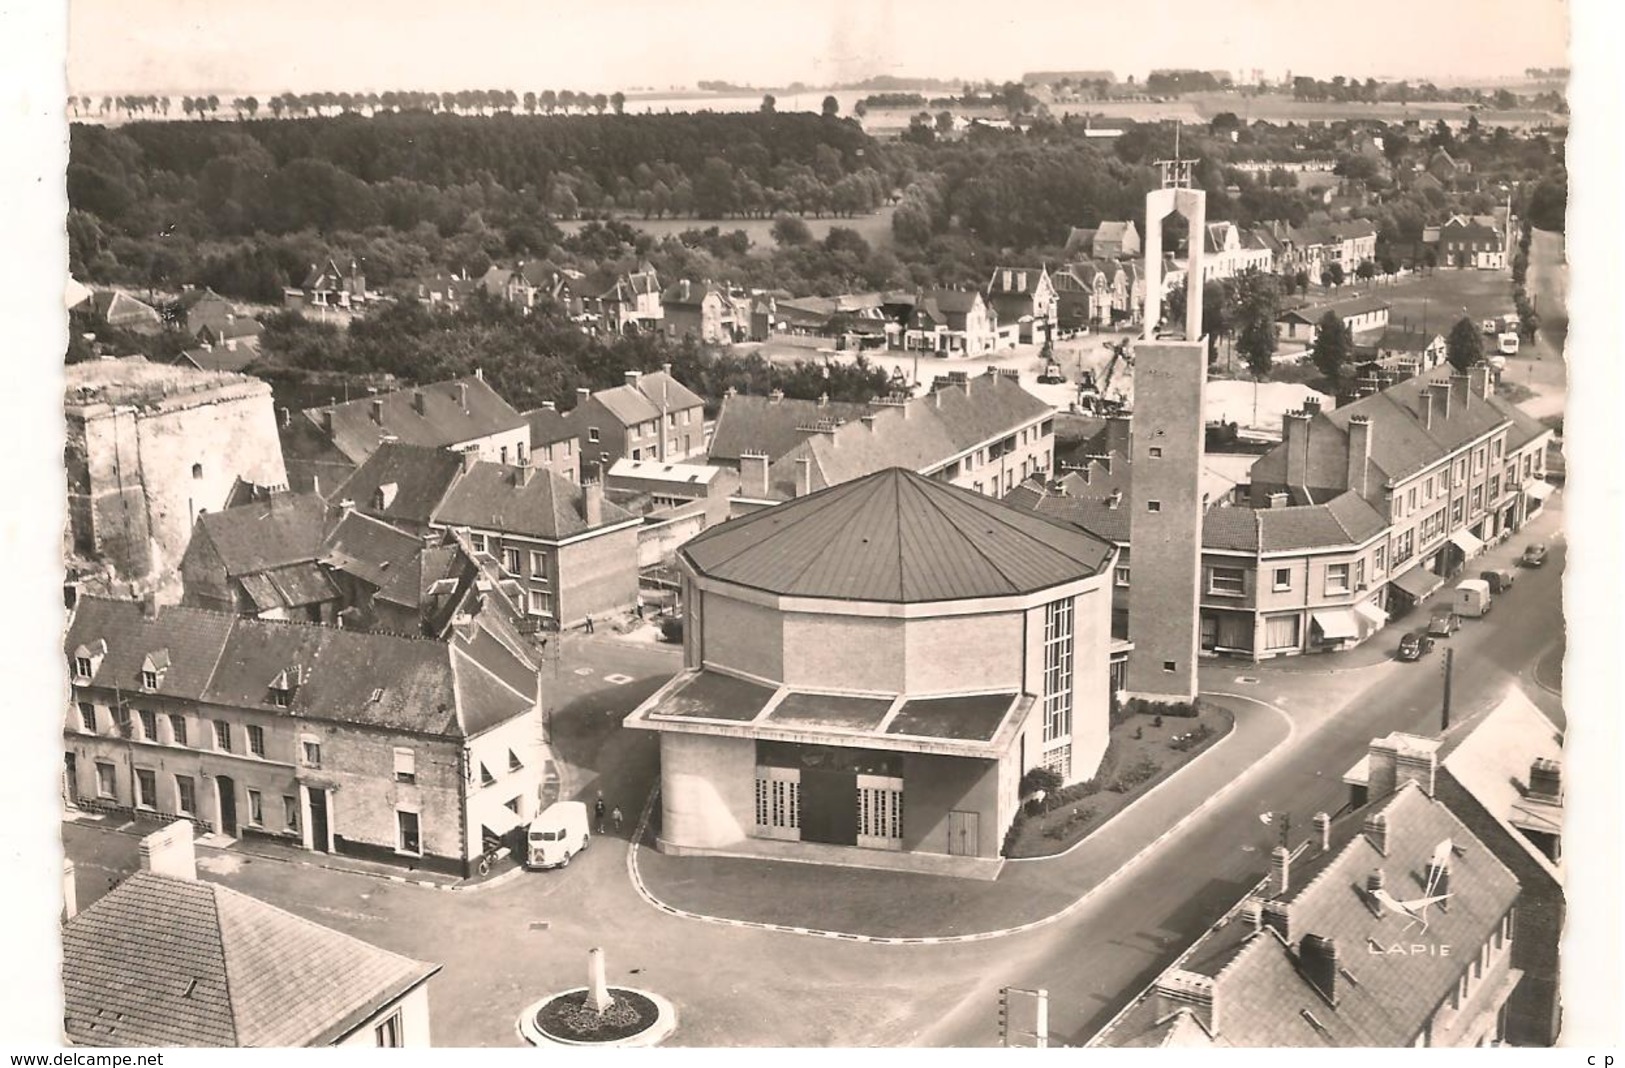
[67,0,1570,96]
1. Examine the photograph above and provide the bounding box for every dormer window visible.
[375,482,399,510]
[268,666,302,709]
[139,649,169,692]
[71,639,107,682]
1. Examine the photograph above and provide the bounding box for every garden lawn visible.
[1005,701,1236,859]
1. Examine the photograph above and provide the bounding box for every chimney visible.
[1299,935,1340,1005]
[138,821,197,881]
[460,447,479,474]
[740,452,770,499]
[1261,899,1291,940]
[516,462,534,487]
[583,480,604,526]
[1240,896,1264,933]
[339,498,356,515]
[1367,732,1440,799]
[576,387,592,408]
[541,400,556,411]
[322,408,335,437]
[1528,757,1563,803]
[62,859,77,922]
[1302,396,1322,416]
[457,382,469,410]
[1284,411,1312,488]
[861,414,877,432]
[1271,845,1291,896]
[1470,364,1493,399]
[1268,492,1290,509]
[1314,812,1332,853]
[370,398,385,425]
[662,362,672,377]
[1105,413,1132,459]
[1152,971,1218,1036]
[795,457,813,498]
[625,370,642,389]
[1363,812,1389,856]
[413,388,427,415]
[1346,415,1372,497]
[1429,380,1452,422]
[1420,388,1435,429]
[1449,373,1472,411]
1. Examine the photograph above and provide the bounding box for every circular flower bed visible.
[535,988,660,1044]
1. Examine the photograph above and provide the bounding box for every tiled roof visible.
[239,563,337,612]
[318,509,424,589]
[66,598,235,701]
[193,493,332,576]
[305,376,526,466]
[1065,226,1098,253]
[708,393,877,465]
[631,369,705,413]
[660,279,723,307]
[925,288,982,315]
[177,345,258,374]
[432,462,635,540]
[91,290,162,325]
[686,467,1114,602]
[522,406,576,447]
[1096,221,1133,242]
[591,383,661,426]
[63,871,436,1048]
[331,443,466,527]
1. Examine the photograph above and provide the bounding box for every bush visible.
[1041,806,1096,840]
[1019,767,1063,799]
[1108,754,1161,793]
[1168,723,1216,752]
[1123,697,1200,720]
[659,617,684,643]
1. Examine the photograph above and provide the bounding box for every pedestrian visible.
[584,615,595,634]
[612,806,624,832]
[594,793,606,834]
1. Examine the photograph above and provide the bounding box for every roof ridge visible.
[904,473,1025,596]
[451,635,535,705]
[206,880,242,1046]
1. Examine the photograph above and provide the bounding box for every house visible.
[567,366,707,472]
[1356,329,1447,374]
[174,341,258,374]
[706,390,879,468]
[62,822,440,1047]
[606,457,741,569]
[622,467,1118,878]
[748,293,778,340]
[732,369,1055,509]
[1066,220,1141,260]
[1053,262,1112,330]
[88,289,164,333]
[903,289,1000,356]
[1089,774,1523,1047]
[1276,294,1392,342]
[64,358,289,597]
[595,264,665,334]
[163,288,264,350]
[984,266,1059,343]
[335,442,643,628]
[284,259,368,311]
[520,402,582,483]
[1438,217,1507,270]
[64,593,543,876]
[301,372,530,468]
[1428,147,1468,184]
[484,262,586,319]
[403,270,483,310]
[661,279,737,343]
[179,492,344,623]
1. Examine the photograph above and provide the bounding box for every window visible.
[1209,567,1247,596]
[1325,562,1351,595]
[479,762,495,786]
[1471,485,1484,513]
[856,783,904,843]
[169,714,188,747]
[1407,488,1417,512]
[375,1011,403,1048]
[1355,559,1366,589]
[1149,446,1163,458]
[1489,475,1500,500]
[247,789,264,826]
[1273,568,1292,592]
[1492,439,1503,461]
[509,749,524,772]
[248,725,265,757]
[667,412,677,428]
[1147,500,1162,513]
[527,590,553,617]
[192,463,203,480]
[1424,476,1434,501]
[135,768,157,809]
[1162,660,1177,673]
[175,775,196,815]
[138,708,158,741]
[1452,498,1465,526]
[394,747,416,784]
[74,656,92,679]
[588,427,601,443]
[141,669,158,690]
[499,446,509,465]
[529,550,547,574]
[468,533,487,553]
[1042,598,1074,744]
[503,547,522,574]
[271,686,290,709]
[1265,614,1302,650]
[1458,458,1468,483]
[1475,447,1486,473]
[95,762,116,799]
[754,772,801,834]
[397,810,422,855]
[1394,529,1415,565]
[301,739,321,768]
[214,720,232,752]
[1042,746,1072,780]
[284,795,300,831]
[78,703,96,732]
[1115,566,1130,588]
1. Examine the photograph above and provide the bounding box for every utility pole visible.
[1441,646,1454,731]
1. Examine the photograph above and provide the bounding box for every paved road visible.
[919,507,1566,1047]
[1514,228,1570,422]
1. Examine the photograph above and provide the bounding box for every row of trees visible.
[1289,76,1535,110]
[73,88,637,121]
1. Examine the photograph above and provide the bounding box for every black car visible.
[1521,543,1549,568]
[1427,610,1460,638]
[1398,630,1436,661]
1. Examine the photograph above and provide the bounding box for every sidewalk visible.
[629,689,1290,942]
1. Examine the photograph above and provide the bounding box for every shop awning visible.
[1353,601,1388,630]
[1311,609,1360,641]
[1526,479,1555,502]
[1391,566,1445,601]
[1449,529,1484,557]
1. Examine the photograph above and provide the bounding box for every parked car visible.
[525,801,591,870]
[1521,543,1549,568]
[1398,630,1436,661]
[1498,332,1520,356]
[1480,568,1516,593]
[1427,610,1460,638]
[1454,578,1493,618]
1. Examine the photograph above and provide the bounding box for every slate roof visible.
[90,290,162,326]
[69,596,534,740]
[707,393,878,465]
[239,564,337,612]
[631,370,705,414]
[176,345,258,374]
[193,493,332,576]
[1095,782,1521,1048]
[1358,329,1442,354]
[1203,492,1388,553]
[432,462,636,540]
[522,406,576,447]
[1440,691,1565,881]
[660,279,724,307]
[1065,227,1099,254]
[63,871,437,1048]
[304,376,526,466]
[986,266,1050,295]
[685,467,1114,602]
[331,443,466,527]
[318,509,424,589]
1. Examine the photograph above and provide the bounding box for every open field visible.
[556,205,896,250]
[1376,268,1517,335]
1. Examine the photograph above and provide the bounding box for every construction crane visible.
[1081,336,1133,414]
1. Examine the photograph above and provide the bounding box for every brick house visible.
[706,390,878,468]
[624,467,1118,879]
[984,266,1059,343]
[334,442,643,629]
[62,822,441,1047]
[301,372,530,469]
[661,279,736,343]
[1053,262,1111,330]
[1438,217,1507,270]
[520,402,582,483]
[64,594,544,876]
[595,264,664,334]
[566,366,707,472]
[903,289,999,356]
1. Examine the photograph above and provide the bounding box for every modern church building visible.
[623,467,1117,878]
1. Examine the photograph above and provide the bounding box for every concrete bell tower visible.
[1124,152,1207,703]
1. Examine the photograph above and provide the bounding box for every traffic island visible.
[517,948,676,1048]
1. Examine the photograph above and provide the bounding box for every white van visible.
[1454,578,1492,619]
[1497,332,1520,356]
[525,801,591,869]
